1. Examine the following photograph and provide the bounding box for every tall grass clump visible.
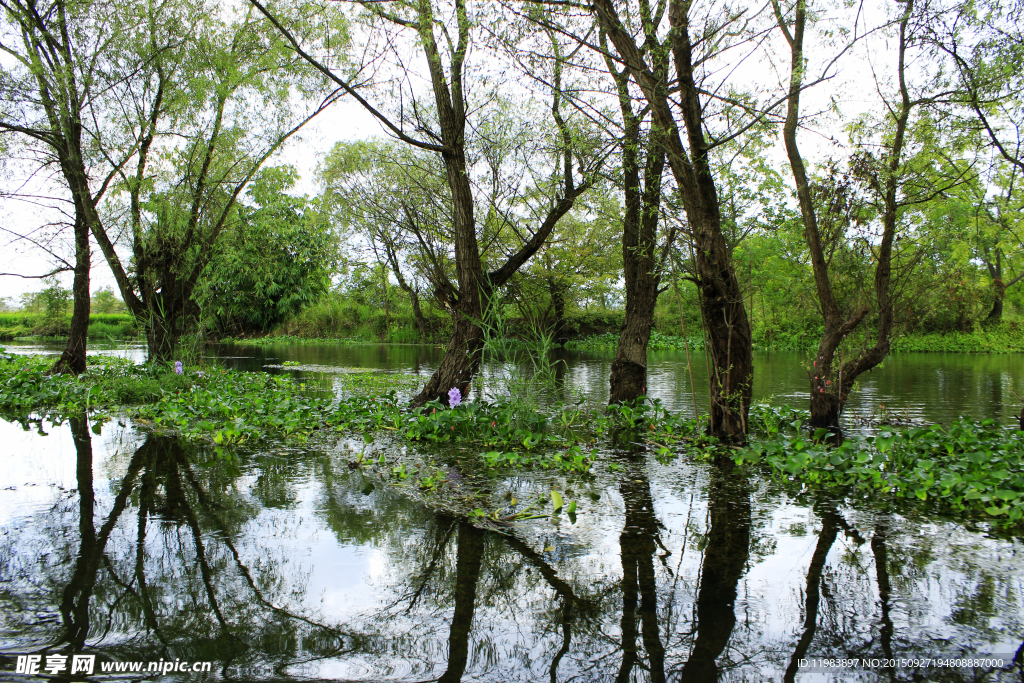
[267,292,450,343]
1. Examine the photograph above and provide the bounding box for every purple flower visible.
[174,361,183,375]
[448,387,462,407]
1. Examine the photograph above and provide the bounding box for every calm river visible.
[1,341,1022,681]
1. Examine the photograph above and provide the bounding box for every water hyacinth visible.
[448,387,462,407]
[174,361,183,375]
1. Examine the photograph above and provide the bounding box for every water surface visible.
[1,342,1023,681]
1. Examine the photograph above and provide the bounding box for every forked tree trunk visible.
[594,0,754,441]
[406,17,585,407]
[775,0,912,434]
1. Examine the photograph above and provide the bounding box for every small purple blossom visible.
[174,361,183,375]
[448,387,462,407]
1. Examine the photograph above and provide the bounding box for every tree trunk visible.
[774,0,913,434]
[603,28,668,405]
[548,277,567,345]
[408,287,429,337]
[987,288,1004,323]
[143,291,187,363]
[49,217,90,375]
[411,305,485,407]
[406,10,585,407]
[593,0,753,441]
[985,252,1004,323]
[388,252,429,337]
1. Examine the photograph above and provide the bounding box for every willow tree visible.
[588,0,766,440]
[320,140,454,339]
[253,0,599,406]
[775,0,966,431]
[87,0,340,362]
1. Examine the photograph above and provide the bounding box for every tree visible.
[256,0,600,405]
[91,286,125,314]
[197,166,340,336]
[87,0,340,361]
[774,0,966,431]
[598,27,672,404]
[967,156,1024,323]
[320,141,450,338]
[0,0,133,373]
[589,0,764,440]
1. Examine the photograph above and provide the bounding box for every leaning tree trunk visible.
[49,216,90,375]
[411,307,485,407]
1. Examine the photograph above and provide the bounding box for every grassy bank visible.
[0,312,139,340]
[254,295,1024,353]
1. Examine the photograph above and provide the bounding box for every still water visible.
[1,341,1022,681]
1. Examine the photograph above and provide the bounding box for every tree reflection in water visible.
[1,417,1022,682]
[676,461,750,682]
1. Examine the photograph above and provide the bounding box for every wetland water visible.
[1,341,1023,681]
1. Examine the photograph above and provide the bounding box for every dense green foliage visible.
[268,290,451,343]
[197,168,341,336]
[0,312,137,340]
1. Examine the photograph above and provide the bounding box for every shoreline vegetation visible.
[0,312,137,341]
[8,309,1024,354]
[220,324,1024,354]
[1,348,1022,531]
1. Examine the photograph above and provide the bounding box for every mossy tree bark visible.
[601,27,671,405]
